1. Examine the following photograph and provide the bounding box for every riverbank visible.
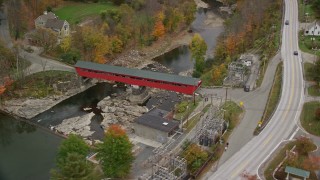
[111,4,224,69]
[0,1,225,125]
[0,80,95,119]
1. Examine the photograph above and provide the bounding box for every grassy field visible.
[2,71,76,100]
[174,100,200,121]
[300,101,320,136]
[54,2,116,24]
[298,0,316,22]
[308,85,320,96]
[304,62,316,81]
[222,101,243,130]
[299,35,320,56]
[254,63,282,135]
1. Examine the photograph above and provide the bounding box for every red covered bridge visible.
[75,61,201,95]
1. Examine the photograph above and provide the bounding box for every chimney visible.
[44,11,47,15]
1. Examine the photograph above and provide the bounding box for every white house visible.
[304,21,320,36]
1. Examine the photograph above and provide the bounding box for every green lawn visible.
[300,101,320,136]
[298,0,316,22]
[304,62,316,81]
[254,63,282,135]
[222,101,243,130]
[308,85,320,96]
[174,100,200,121]
[54,2,116,24]
[299,35,320,56]
[2,71,76,100]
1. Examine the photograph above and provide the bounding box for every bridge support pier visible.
[128,85,150,105]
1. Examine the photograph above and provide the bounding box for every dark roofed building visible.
[45,19,70,38]
[134,108,179,143]
[35,11,56,28]
[45,19,65,31]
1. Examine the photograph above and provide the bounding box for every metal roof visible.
[75,61,201,86]
[285,166,310,178]
[134,108,179,132]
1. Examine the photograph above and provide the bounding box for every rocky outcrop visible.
[1,95,68,119]
[97,96,148,131]
[0,83,94,119]
[54,112,95,137]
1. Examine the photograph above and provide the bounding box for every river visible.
[0,3,225,179]
[155,2,224,74]
[0,113,62,180]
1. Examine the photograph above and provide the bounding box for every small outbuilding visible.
[134,108,180,143]
[285,166,310,180]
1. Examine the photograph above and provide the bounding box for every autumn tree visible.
[60,36,72,53]
[97,125,134,178]
[302,156,320,171]
[225,34,237,57]
[190,33,207,75]
[164,7,183,32]
[241,171,258,180]
[181,1,197,25]
[0,40,15,78]
[32,27,57,52]
[182,143,208,173]
[152,11,166,39]
[77,26,110,63]
[295,136,315,155]
[110,36,123,53]
[211,63,227,85]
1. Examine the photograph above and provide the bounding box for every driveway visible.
[0,8,74,75]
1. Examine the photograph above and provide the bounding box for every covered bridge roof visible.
[285,166,310,178]
[75,61,201,86]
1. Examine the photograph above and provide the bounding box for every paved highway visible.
[208,0,304,179]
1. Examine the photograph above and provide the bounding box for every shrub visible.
[192,70,201,78]
[177,101,188,113]
[60,49,81,65]
[315,108,320,120]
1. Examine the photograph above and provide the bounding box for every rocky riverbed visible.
[0,82,95,119]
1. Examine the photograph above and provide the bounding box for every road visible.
[0,8,74,75]
[207,0,304,179]
[199,52,281,167]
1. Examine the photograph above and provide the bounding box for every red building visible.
[75,61,201,95]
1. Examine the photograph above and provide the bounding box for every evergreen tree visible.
[51,153,101,180]
[56,134,90,165]
[51,135,101,180]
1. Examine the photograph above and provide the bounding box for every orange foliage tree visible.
[152,11,166,39]
[302,156,320,171]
